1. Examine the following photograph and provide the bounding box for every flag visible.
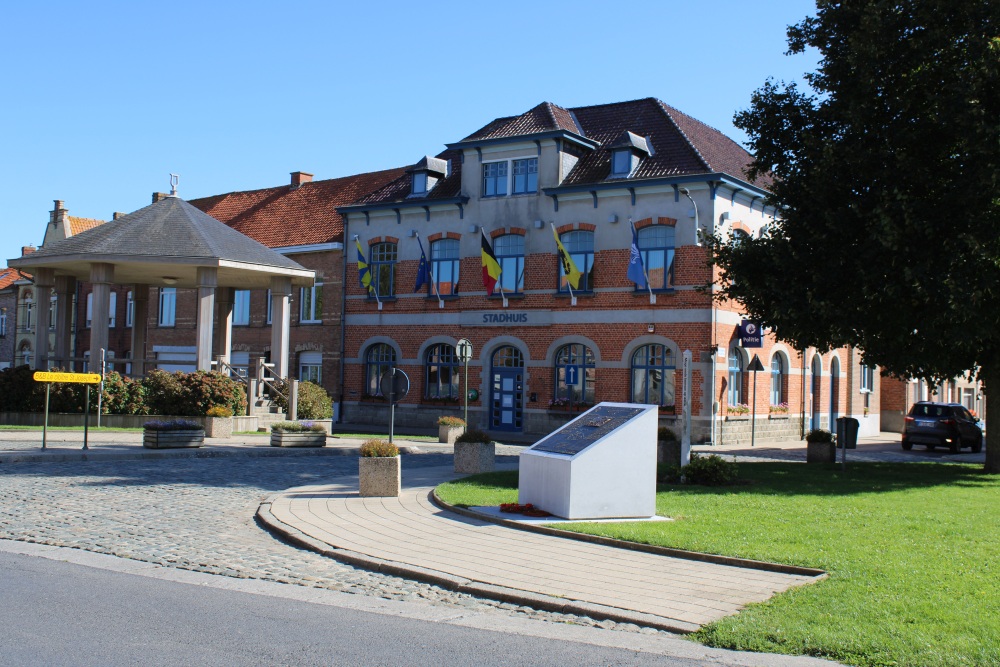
[355,238,373,294]
[414,236,431,292]
[480,229,502,296]
[552,226,581,290]
[627,225,647,288]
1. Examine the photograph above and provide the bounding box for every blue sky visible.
[0,1,819,265]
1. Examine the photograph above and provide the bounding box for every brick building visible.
[0,267,22,369]
[337,98,881,442]
[880,374,984,432]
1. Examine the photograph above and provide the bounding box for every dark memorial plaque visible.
[533,406,644,456]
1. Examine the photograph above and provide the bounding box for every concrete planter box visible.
[438,425,465,444]
[270,431,327,448]
[806,441,836,463]
[143,430,205,449]
[454,441,495,474]
[205,417,233,439]
[359,456,401,497]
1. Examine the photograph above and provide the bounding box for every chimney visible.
[112,212,127,220]
[290,171,313,188]
[21,245,36,256]
[50,200,65,225]
[152,192,169,203]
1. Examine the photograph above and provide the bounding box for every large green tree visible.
[712,0,1000,470]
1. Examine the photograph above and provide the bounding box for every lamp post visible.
[748,354,765,448]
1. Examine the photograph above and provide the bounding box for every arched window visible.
[364,343,396,396]
[771,353,786,406]
[637,226,675,290]
[370,242,397,297]
[553,344,596,407]
[492,345,523,368]
[16,341,32,368]
[425,344,460,399]
[495,234,525,293]
[557,230,595,292]
[430,239,460,296]
[630,344,676,407]
[728,348,745,406]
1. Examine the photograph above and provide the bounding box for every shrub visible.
[143,419,203,431]
[455,428,491,444]
[806,428,834,444]
[270,420,326,433]
[142,370,246,417]
[206,405,233,418]
[142,370,186,416]
[270,380,333,419]
[682,454,740,486]
[657,426,678,442]
[360,438,399,457]
[0,365,44,412]
[102,371,148,415]
[437,416,466,427]
[657,463,683,484]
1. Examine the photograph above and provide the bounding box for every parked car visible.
[902,402,983,453]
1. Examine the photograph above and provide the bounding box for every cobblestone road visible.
[0,451,659,634]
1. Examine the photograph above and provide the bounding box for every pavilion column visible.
[89,264,114,372]
[130,284,150,376]
[196,267,218,372]
[269,276,292,378]
[54,275,76,369]
[214,287,234,367]
[33,268,55,370]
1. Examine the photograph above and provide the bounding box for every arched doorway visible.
[490,346,524,431]
[829,357,840,427]
[811,355,822,431]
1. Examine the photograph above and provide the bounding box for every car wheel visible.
[926,442,935,451]
[902,439,913,451]
[972,436,983,454]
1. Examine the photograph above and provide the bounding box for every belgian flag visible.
[480,228,502,296]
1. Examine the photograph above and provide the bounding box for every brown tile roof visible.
[189,168,406,248]
[66,216,105,236]
[353,150,464,207]
[461,102,582,142]
[0,268,28,289]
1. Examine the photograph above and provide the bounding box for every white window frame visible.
[158,287,176,327]
[233,290,251,326]
[299,351,322,384]
[108,292,116,328]
[411,172,427,195]
[299,283,322,324]
[126,291,134,328]
[482,156,538,198]
[266,289,272,324]
[48,292,57,330]
[86,292,93,328]
[0,308,6,337]
[860,365,874,393]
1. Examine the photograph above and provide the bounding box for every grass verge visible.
[436,463,1000,667]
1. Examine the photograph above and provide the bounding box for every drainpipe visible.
[800,348,807,438]
[337,216,349,424]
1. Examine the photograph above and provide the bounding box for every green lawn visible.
[436,463,1000,667]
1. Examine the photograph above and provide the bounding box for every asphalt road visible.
[0,550,718,667]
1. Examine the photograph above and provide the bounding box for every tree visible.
[711,0,1000,470]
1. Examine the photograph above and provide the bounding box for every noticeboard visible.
[532,406,644,456]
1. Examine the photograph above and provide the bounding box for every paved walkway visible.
[262,465,822,634]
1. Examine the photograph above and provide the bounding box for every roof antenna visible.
[169,173,179,197]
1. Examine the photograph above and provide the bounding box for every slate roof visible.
[349,98,768,209]
[189,168,406,248]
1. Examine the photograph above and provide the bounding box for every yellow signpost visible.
[33,371,102,450]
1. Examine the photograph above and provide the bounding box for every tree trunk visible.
[983,361,1000,473]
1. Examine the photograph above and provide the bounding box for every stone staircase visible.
[250,397,287,432]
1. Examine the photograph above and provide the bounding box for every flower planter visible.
[270,431,327,447]
[454,441,495,474]
[438,425,465,444]
[806,441,836,463]
[143,430,205,449]
[205,417,233,439]
[359,456,401,497]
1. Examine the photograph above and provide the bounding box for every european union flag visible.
[627,225,647,288]
[414,236,431,292]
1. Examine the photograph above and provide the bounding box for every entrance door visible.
[829,357,840,427]
[811,356,822,431]
[490,346,524,432]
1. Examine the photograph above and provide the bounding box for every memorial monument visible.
[519,402,658,520]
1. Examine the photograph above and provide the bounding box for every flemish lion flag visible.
[480,229,502,296]
[552,225,581,290]
[355,238,373,294]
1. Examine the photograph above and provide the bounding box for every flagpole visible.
[630,217,656,304]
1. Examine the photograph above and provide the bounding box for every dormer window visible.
[612,149,632,176]
[407,156,448,198]
[412,172,427,195]
[608,130,652,179]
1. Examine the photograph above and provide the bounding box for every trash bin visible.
[836,416,859,449]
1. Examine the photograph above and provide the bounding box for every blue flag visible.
[627,225,647,288]
[414,236,431,292]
